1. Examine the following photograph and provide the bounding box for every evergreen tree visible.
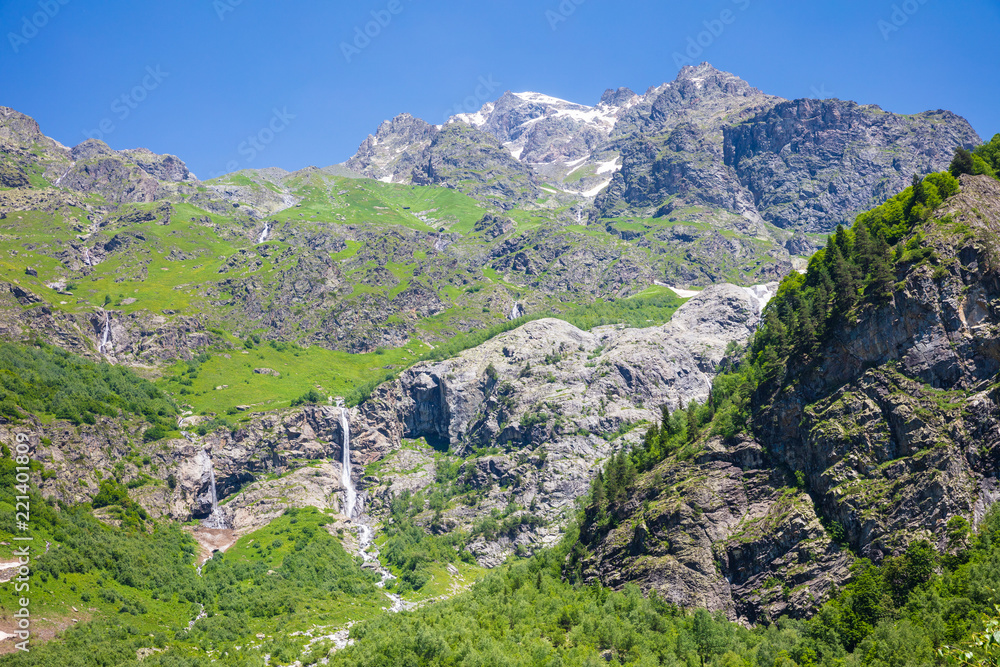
[685,400,699,442]
[798,296,819,353]
[866,235,895,302]
[853,217,875,275]
[828,241,857,315]
[949,146,975,177]
[834,224,852,259]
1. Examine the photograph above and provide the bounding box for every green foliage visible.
[381,490,472,592]
[973,134,1000,179]
[0,502,380,666]
[332,546,753,667]
[329,505,1000,667]
[0,341,176,428]
[290,388,322,407]
[705,172,959,438]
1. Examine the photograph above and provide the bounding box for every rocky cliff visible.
[349,284,776,563]
[345,63,979,279]
[572,175,1000,624]
[724,99,980,232]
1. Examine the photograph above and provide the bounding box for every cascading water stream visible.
[340,408,357,519]
[200,449,227,529]
[99,312,113,355]
[338,407,411,612]
[257,222,270,244]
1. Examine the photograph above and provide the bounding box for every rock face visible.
[345,113,438,183]
[753,174,1000,558]
[352,284,775,562]
[410,123,541,209]
[575,436,851,624]
[19,401,396,534]
[573,175,1000,623]
[343,63,977,280]
[723,99,981,232]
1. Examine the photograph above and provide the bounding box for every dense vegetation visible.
[0,342,176,432]
[705,168,961,440]
[0,446,382,666]
[950,134,1000,180]
[381,489,474,593]
[329,506,1000,666]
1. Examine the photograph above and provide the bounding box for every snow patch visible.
[581,179,612,197]
[565,156,591,177]
[514,91,575,106]
[595,157,621,175]
[742,284,777,315]
[452,102,494,127]
[660,284,702,298]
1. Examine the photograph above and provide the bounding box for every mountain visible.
[572,173,1000,622]
[344,64,980,264]
[0,65,998,663]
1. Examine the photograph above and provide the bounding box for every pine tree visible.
[949,147,975,177]
[834,224,852,259]
[798,296,819,353]
[866,235,895,302]
[660,404,673,437]
[685,400,699,443]
[853,217,875,276]
[828,242,857,315]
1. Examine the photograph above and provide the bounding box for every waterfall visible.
[509,302,524,320]
[200,449,227,529]
[340,408,357,519]
[257,222,270,244]
[82,247,92,267]
[99,312,113,355]
[335,406,411,612]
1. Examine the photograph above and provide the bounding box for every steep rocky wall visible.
[576,176,1000,623]
[353,284,775,562]
[754,175,1000,559]
[724,99,981,232]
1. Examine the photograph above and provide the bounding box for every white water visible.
[509,302,524,320]
[742,283,778,316]
[200,449,227,529]
[257,221,270,244]
[338,408,411,613]
[82,247,93,267]
[98,312,113,355]
[340,408,357,519]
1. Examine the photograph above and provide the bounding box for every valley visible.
[0,62,998,666]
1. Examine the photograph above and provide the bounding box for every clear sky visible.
[2,0,997,178]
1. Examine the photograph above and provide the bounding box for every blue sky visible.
[1,0,997,178]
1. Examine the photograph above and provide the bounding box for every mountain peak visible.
[600,87,638,107]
